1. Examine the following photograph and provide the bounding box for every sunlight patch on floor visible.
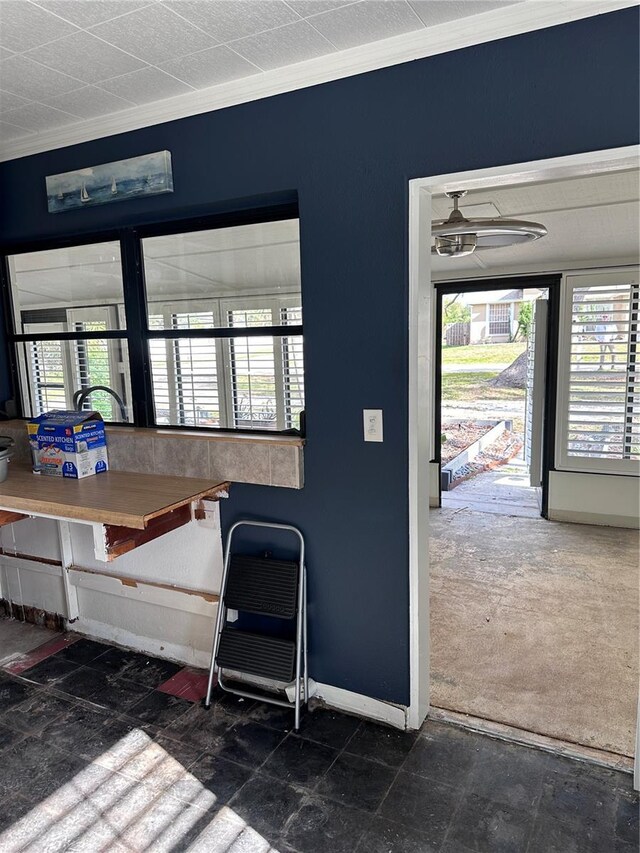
[0,728,279,853]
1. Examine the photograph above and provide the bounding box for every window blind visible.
[28,339,67,413]
[561,276,639,471]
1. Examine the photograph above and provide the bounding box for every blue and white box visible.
[27,411,109,479]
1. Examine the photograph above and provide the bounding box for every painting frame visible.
[46,150,173,213]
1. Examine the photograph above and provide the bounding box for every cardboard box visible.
[28,411,109,479]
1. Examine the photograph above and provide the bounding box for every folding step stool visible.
[204,520,308,730]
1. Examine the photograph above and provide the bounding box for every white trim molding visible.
[406,144,640,737]
[314,682,407,730]
[407,180,432,731]
[0,1,633,162]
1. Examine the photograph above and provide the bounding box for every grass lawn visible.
[442,371,524,401]
[442,342,526,365]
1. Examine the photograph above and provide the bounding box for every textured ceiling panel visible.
[89,3,215,65]
[0,89,30,114]
[44,85,135,120]
[231,19,337,71]
[36,0,155,28]
[409,0,523,28]
[0,120,30,140]
[0,54,83,99]
[25,30,146,84]
[308,1,424,50]
[99,66,194,104]
[163,0,299,42]
[287,1,354,15]
[0,0,599,154]
[158,45,260,88]
[1,101,78,131]
[0,0,78,52]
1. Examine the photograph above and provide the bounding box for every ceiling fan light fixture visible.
[432,190,547,257]
[434,233,477,257]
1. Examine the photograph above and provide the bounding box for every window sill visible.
[0,420,304,489]
[105,425,305,447]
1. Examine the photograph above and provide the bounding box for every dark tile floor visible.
[0,636,637,852]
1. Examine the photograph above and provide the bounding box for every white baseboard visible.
[314,682,407,730]
[548,509,639,529]
[71,617,212,669]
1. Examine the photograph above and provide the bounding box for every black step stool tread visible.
[225,554,299,619]
[216,628,296,682]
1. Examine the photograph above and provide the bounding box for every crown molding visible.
[0,0,635,163]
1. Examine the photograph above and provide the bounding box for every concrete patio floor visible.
[429,508,639,757]
[442,461,541,519]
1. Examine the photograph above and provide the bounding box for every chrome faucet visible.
[73,386,128,422]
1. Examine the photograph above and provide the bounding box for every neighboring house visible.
[466,288,544,343]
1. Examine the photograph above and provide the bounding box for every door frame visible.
[433,275,560,516]
[406,144,640,731]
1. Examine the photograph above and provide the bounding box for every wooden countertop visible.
[0,464,229,530]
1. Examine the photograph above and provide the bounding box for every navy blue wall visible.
[0,10,638,705]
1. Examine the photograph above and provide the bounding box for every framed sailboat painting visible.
[46,150,173,213]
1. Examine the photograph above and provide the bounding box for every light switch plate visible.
[363,409,383,442]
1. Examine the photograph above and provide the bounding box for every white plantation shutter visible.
[228,332,278,429]
[148,306,224,427]
[282,306,305,429]
[171,336,222,427]
[148,314,172,425]
[524,318,536,468]
[67,307,127,422]
[21,321,71,415]
[225,301,304,430]
[27,339,68,413]
[558,271,640,474]
[148,298,303,430]
[226,306,277,428]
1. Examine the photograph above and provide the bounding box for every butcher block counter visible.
[0,464,229,561]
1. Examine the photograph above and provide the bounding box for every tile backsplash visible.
[0,423,303,489]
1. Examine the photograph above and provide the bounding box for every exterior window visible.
[488,303,511,336]
[557,271,639,475]
[7,243,132,423]
[142,219,304,431]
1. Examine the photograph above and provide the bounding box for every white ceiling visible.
[0,1,519,140]
[0,0,630,160]
[431,169,640,279]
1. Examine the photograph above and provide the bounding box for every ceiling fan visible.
[432,190,547,258]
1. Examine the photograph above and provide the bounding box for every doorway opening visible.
[434,276,558,519]
[408,148,640,767]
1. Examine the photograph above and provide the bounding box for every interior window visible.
[4,213,304,435]
[142,219,304,432]
[7,242,132,423]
